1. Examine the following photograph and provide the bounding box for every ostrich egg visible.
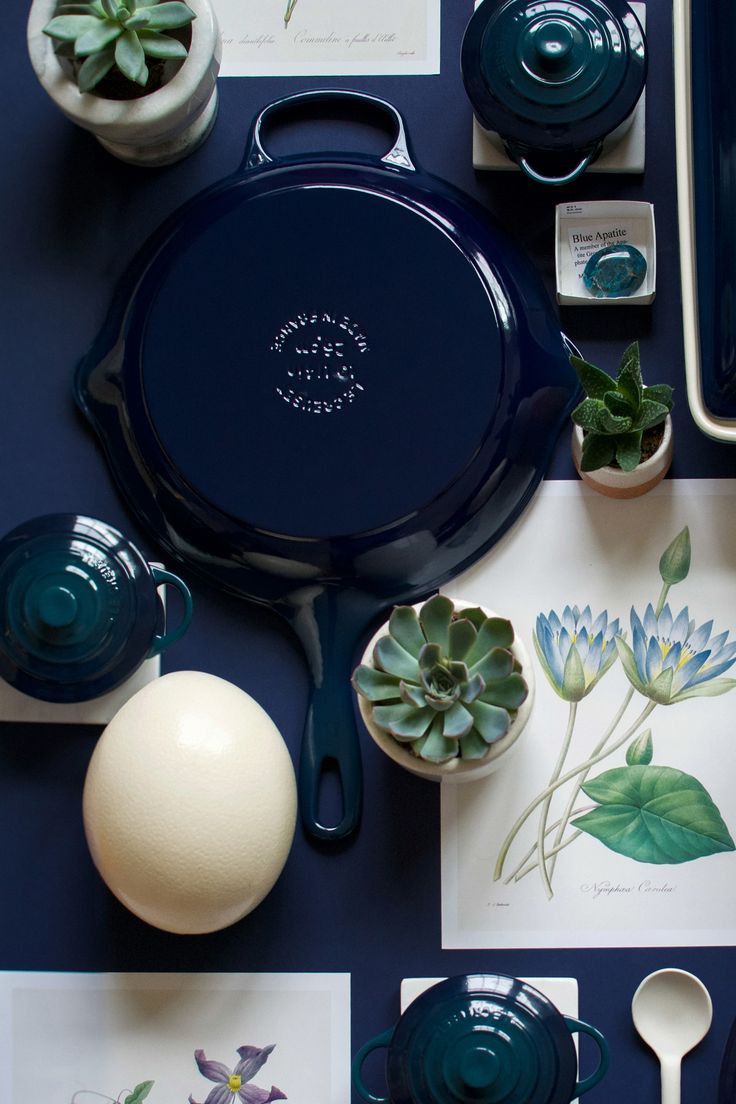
[83,671,297,934]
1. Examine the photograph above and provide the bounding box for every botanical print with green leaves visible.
[495,527,736,899]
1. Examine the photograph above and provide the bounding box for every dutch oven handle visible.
[563,1016,610,1097]
[147,566,194,657]
[352,1028,395,1104]
[241,89,416,173]
[507,142,600,186]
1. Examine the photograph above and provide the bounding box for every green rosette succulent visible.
[352,595,528,764]
[43,0,196,92]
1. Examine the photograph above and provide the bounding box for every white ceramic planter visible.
[571,415,673,499]
[356,599,535,783]
[28,0,221,166]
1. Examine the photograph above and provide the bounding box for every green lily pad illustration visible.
[573,764,735,864]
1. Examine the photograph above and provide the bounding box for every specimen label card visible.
[0,972,350,1103]
[441,479,736,949]
[212,0,440,76]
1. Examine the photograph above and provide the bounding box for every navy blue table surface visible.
[1,2,736,1101]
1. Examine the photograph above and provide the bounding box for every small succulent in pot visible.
[352,595,529,765]
[43,0,196,93]
[571,342,673,472]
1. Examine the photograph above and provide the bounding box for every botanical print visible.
[440,479,736,949]
[211,0,440,78]
[495,527,736,899]
[0,972,349,1103]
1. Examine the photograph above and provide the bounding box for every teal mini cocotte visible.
[353,975,609,1104]
[0,514,192,702]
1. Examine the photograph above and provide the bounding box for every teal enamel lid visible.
[0,514,160,702]
[462,0,647,152]
[389,976,573,1104]
[353,975,609,1104]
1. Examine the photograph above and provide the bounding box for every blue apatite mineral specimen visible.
[582,243,647,298]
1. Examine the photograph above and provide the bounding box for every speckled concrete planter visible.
[28,0,221,166]
[571,415,674,499]
[355,599,535,784]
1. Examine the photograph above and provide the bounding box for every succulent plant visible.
[571,341,673,472]
[43,0,196,93]
[352,595,528,764]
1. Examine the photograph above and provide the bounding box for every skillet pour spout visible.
[74,89,579,842]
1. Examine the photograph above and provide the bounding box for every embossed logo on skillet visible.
[271,311,369,414]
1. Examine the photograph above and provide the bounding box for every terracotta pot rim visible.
[356,598,535,783]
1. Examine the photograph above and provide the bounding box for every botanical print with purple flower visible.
[189,1045,286,1104]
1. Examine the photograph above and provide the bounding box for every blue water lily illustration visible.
[495,526,736,899]
[534,605,620,702]
[617,603,736,704]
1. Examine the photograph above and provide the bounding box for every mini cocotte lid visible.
[462,0,647,153]
[0,514,160,701]
[386,975,581,1104]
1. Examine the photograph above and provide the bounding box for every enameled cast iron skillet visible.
[75,90,578,841]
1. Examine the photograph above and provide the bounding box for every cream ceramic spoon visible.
[632,968,713,1104]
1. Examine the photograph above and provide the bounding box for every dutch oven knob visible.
[36,583,79,630]
[532,19,575,70]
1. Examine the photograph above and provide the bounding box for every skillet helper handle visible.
[242,89,416,172]
[563,1016,610,1097]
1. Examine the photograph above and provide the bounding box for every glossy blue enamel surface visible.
[691,2,736,417]
[0,515,164,702]
[139,180,501,538]
[74,91,578,840]
[353,975,608,1104]
[462,0,646,177]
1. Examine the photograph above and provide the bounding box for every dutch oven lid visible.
[462,0,647,152]
[387,975,577,1104]
[0,514,158,701]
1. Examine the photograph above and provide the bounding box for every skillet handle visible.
[242,89,416,173]
[300,658,364,841]
[285,587,385,842]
